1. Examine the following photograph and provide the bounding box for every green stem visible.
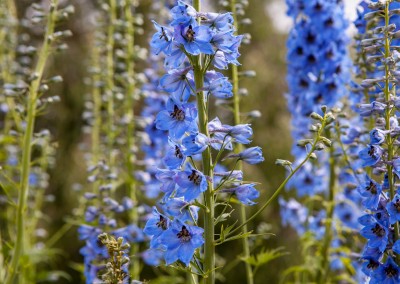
[229,0,253,282]
[123,0,140,279]
[5,2,59,283]
[225,117,327,238]
[383,2,399,255]
[91,36,102,164]
[316,131,336,284]
[192,2,215,283]
[106,0,116,164]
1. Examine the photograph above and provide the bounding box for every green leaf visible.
[241,247,288,268]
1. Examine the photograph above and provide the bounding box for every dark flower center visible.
[159,27,169,41]
[368,146,376,157]
[171,105,185,121]
[296,46,304,56]
[371,223,385,237]
[156,215,168,230]
[175,145,183,159]
[314,2,323,11]
[385,264,399,278]
[177,226,191,242]
[299,79,309,88]
[366,181,378,195]
[324,18,334,27]
[306,32,316,44]
[343,213,351,221]
[188,170,202,185]
[367,260,379,270]
[307,54,316,64]
[327,82,337,91]
[185,25,196,42]
[394,198,400,213]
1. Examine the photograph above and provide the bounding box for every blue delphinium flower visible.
[155,98,198,139]
[371,257,400,284]
[142,0,263,270]
[222,184,260,205]
[175,163,207,201]
[226,146,264,165]
[358,176,382,210]
[359,145,383,167]
[159,220,204,266]
[144,207,170,248]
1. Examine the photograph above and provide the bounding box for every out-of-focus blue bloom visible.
[85,206,98,222]
[279,197,307,235]
[112,224,145,243]
[358,101,386,117]
[142,248,165,266]
[159,220,204,266]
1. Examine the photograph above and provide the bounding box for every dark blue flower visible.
[155,99,198,139]
[161,198,199,222]
[150,20,173,55]
[372,257,400,284]
[143,207,170,248]
[359,145,383,167]
[370,129,386,145]
[222,184,259,205]
[159,220,204,266]
[174,24,213,55]
[175,164,208,201]
[386,195,400,224]
[159,67,194,102]
[182,132,209,155]
[360,221,388,252]
[357,176,382,210]
[163,142,186,169]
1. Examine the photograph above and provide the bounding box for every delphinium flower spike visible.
[281,0,362,282]
[348,0,400,282]
[2,2,73,283]
[77,0,147,282]
[142,1,265,283]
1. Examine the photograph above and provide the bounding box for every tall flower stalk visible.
[228,0,253,282]
[6,2,60,282]
[351,0,400,282]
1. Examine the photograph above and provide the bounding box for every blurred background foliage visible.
[11,0,296,283]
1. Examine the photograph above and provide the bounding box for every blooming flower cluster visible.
[348,1,400,282]
[281,0,364,278]
[142,1,264,269]
[283,0,350,229]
